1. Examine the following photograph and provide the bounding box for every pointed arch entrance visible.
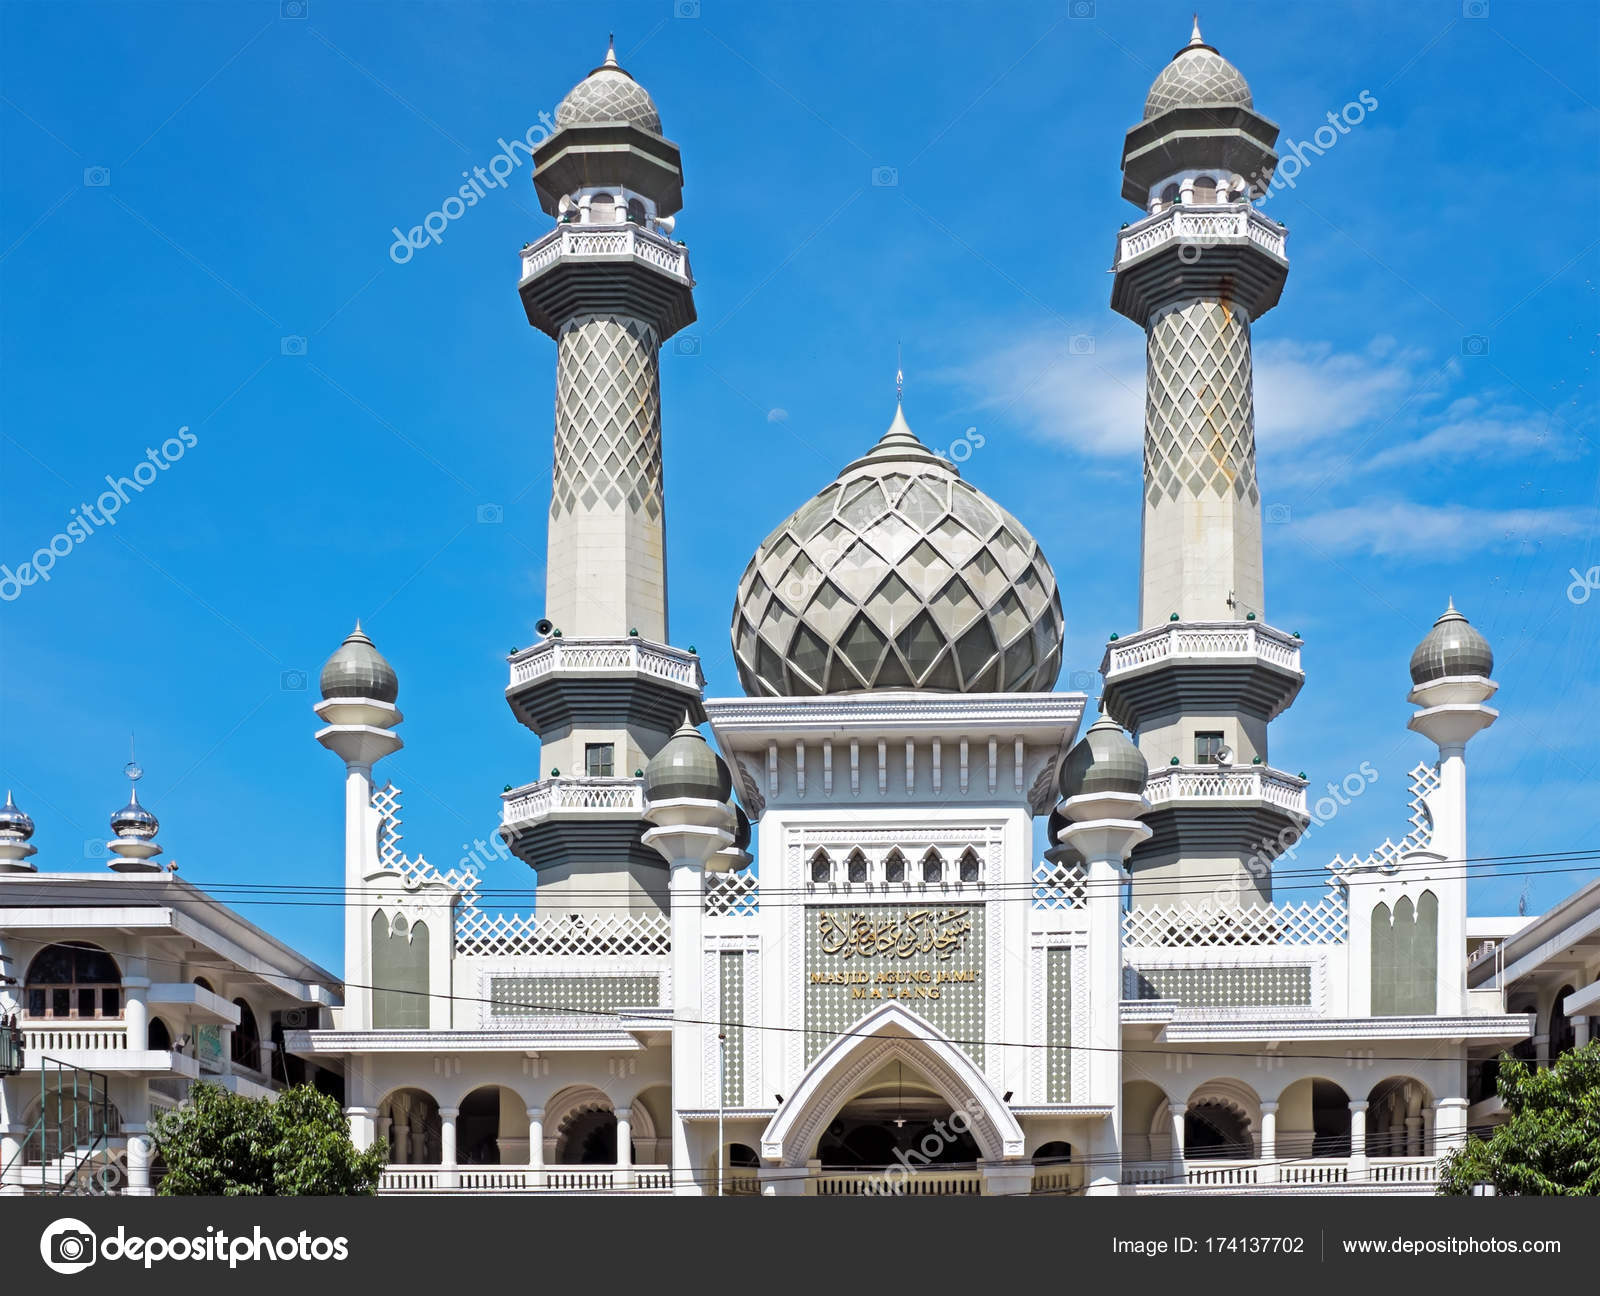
[760,1003,1023,1167]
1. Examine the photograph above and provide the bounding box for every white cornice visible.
[285,1026,648,1054]
[1156,1013,1535,1043]
[704,692,1085,750]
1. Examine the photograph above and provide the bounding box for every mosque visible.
[4,22,1594,1197]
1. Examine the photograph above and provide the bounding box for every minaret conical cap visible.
[319,621,399,703]
[1409,600,1493,684]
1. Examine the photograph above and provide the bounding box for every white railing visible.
[378,1165,674,1195]
[508,636,704,691]
[1031,858,1088,909]
[501,777,646,827]
[704,868,760,918]
[1181,1159,1261,1185]
[1125,1158,1438,1191]
[1125,895,1347,946]
[1116,203,1288,268]
[520,224,691,282]
[1144,765,1308,814]
[21,1022,129,1052]
[455,907,671,958]
[814,1168,984,1196]
[1104,621,1302,675]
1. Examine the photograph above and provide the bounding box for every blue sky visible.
[1,0,1596,972]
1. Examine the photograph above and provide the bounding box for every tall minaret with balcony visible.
[1099,21,1305,908]
[504,41,704,915]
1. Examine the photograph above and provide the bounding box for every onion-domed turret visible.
[1409,600,1493,685]
[644,721,732,802]
[1143,18,1253,119]
[110,786,159,840]
[0,790,35,841]
[731,399,1064,696]
[1059,716,1149,800]
[319,622,399,704]
[555,38,663,133]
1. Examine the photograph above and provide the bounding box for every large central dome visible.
[730,403,1064,697]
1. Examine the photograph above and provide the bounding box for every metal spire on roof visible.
[604,34,619,68]
[1190,14,1204,46]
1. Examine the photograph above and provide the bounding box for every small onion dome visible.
[1058,716,1148,800]
[319,621,399,703]
[1143,18,1253,120]
[0,790,35,841]
[1409,599,1493,684]
[110,785,159,840]
[555,38,663,133]
[644,721,733,802]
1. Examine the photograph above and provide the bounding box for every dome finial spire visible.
[895,341,904,404]
[1190,14,1204,46]
[604,33,618,68]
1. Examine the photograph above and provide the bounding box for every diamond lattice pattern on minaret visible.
[1143,301,1258,508]
[552,316,664,520]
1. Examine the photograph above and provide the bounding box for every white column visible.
[1433,742,1470,1015]
[669,861,704,1196]
[375,1114,392,1161]
[1348,1100,1368,1179]
[1575,1016,1591,1048]
[1086,856,1126,1195]
[1,1094,23,1196]
[615,1106,634,1189]
[122,977,149,1050]
[1421,1104,1435,1156]
[125,1129,151,1196]
[345,1104,377,1154]
[1169,1101,1187,1179]
[526,1107,545,1188]
[1434,1097,1468,1157]
[1259,1101,1279,1184]
[438,1106,459,1189]
[343,761,373,1031]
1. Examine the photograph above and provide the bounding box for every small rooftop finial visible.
[895,343,904,403]
[1190,14,1204,46]
[604,34,618,68]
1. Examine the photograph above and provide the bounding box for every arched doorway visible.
[1549,986,1577,1060]
[1366,1077,1433,1156]
[23,942,122,1020]
[230,1000,261,1073]
[456,1086,525,1166]
[1185,1101,1254,1158]
[379,1088,441,1164]
[814,1060,982,1168]
[1275,1078,1351,1159]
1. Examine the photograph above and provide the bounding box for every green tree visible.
[1437,1040,1600,1196]
[150,1082,385,1196]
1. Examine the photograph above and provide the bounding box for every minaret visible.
[0,792,38,873]
[1100,21,1305,908]
[314,622,403,1031]
[503,42,704,915]
[106,762,164,873]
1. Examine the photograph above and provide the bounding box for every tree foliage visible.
[150,1082,384,1196]
[1437,1041,1600,1195]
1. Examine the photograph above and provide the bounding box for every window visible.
[585,743,615,778]
[884,849,907,884]
[231,1000,262,1073]
[958,848,981,884]
[921,849,943,884]
[1194,732,1226,765]
[846,850,868,884]
[809,850,831,884]
[23,942,122,1020]
[1191,175,1217,204]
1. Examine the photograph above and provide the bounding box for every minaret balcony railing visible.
[1144,764,1308,815]
[501,776,646,829]
[1115,203,1287,269]
[507,636,704,691]
[519,222,691,285]
[1104,620,1302,676]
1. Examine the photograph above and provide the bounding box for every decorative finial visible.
[895,343,904,404]
[1190,14,1204,46]
[604,34,618,68]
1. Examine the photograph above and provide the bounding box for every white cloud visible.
[1286,501,1591,558]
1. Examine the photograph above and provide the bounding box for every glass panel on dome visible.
[954,619,997,687]
[863,512,917,564]
[878,473,908,504]
[789,624,829,686]
[949,484,997,537]
[961,549,1004,602]
[897,477,945,530]
[992,589,1029,641]
[839,480,888,532]
[929,516,980,566]
[865,573,919,630]
[1002,633,1035,689]
[930,577,980,629]
[838,612,888,676]
[792,486,839,540]
[875,650,913,688]
[920,650,960,691]
[832,541,885,603]
[902,539,954,598]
